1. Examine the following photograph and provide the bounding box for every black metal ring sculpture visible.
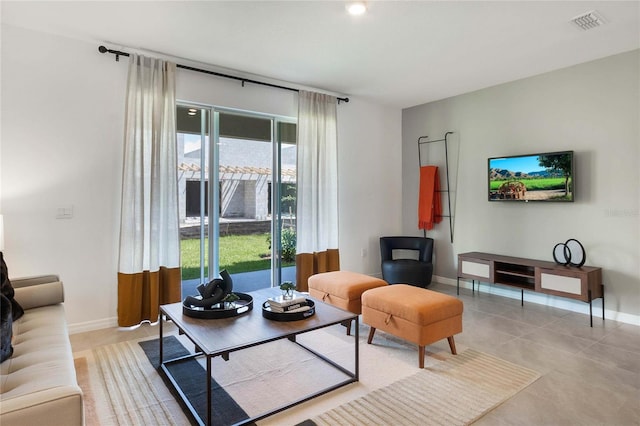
[553,243,571,266]
[552,239,586,267]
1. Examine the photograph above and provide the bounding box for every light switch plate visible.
[56,205,73,219]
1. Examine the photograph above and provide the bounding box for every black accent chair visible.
[380,236,434,288]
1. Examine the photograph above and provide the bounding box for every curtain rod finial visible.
[98,45,108,54]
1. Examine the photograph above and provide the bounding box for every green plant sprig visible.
[279,281,296,291]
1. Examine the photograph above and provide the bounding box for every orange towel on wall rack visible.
[418,165,442,230]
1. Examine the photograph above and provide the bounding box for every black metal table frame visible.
[159,309,359,426]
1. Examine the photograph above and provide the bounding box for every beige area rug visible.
[74,327,539,426]
[74,331,354,426]
[310,348,541,426]
[74,339,190,426]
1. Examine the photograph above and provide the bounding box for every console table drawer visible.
[460,260,491,279]
[539,272,582,295]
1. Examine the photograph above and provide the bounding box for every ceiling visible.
[2,1,639,108]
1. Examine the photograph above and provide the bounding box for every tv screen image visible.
[488,151,574,202]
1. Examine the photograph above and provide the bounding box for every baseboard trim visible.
[433,274,640,327]
[68,276,638,332]
[69,316,118,334]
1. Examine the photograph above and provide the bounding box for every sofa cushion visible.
[0,254,24,321]
[1,303,82,425]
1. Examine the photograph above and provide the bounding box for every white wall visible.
[1,24,126,331]
[1,24,403,331]
[402,50,640,322]
[338,99,402,275]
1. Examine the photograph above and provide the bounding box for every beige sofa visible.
[0,275,83,426]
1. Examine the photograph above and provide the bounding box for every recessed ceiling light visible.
[346,2,367,16]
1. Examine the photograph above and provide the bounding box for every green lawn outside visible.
[181,233,294,280]
[490,177,569,191]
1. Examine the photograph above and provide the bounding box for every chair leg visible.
[419,345,425,368]
[367,327,376,344]
[447,336,457,355]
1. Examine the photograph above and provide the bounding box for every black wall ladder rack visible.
[417,131,455,243]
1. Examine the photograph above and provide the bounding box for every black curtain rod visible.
[98,45,349,103]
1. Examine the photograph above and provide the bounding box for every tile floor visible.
[70,282,640,425]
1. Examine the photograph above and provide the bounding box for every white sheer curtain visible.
[117,53,181,327]
[295,91,340,291]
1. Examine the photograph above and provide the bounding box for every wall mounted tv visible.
[488,150,574,202]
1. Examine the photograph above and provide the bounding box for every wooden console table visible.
[457,252,604,326]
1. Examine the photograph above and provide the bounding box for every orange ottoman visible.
[309,271,388,335]
[362,284,463,368]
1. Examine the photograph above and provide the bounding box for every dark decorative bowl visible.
[182,292,253,319]
[261,299,315,322]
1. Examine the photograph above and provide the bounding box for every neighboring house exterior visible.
[177,133,296,228]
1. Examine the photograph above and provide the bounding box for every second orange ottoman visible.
[362,284,463,368]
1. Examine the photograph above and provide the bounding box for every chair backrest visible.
[380,236,434,263]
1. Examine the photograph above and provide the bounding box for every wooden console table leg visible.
[602,283,605,322]
[589,289,593,327]
[457,277,460,295]
[587,284,605,328]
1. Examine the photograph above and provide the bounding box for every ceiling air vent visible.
[570,10,606,31]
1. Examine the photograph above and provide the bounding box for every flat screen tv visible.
[488,150,574,202]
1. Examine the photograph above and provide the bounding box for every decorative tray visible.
[262,299,315,322]
[183,292,253,319]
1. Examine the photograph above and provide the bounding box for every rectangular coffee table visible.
[159,287,359,426]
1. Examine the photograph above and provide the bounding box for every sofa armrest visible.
[11,275,60,289]
[11,276,64,310]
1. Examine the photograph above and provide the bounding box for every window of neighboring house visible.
[185,180,208,217]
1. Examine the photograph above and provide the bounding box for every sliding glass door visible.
[274,121,298,286]
[176,104,296,295]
